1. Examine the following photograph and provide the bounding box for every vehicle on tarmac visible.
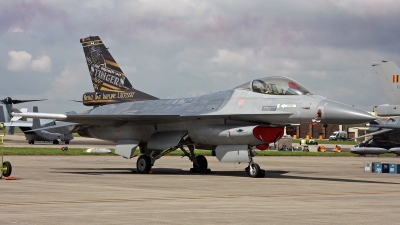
[329,131,348,140]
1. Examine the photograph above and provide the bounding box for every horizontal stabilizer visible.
[26,121,77,132]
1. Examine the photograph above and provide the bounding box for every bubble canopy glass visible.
[235,76,311,95]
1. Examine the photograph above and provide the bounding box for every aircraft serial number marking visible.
[262,106,277,111]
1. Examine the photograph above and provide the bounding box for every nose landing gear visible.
[245,147,265,178]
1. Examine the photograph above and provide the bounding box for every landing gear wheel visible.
[2,161,12,177]
[136,155,152,174]
[246,163,264,178]
[65,141,69,144]
[53,140,59,144]
[194,155,208,170]
[190,155,211,173]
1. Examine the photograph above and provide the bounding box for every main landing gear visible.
[134,145,210,174]
[186,145,211,173]
[136,155,152,174]
[245,146,265,178]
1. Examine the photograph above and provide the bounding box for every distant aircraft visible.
[352,60,400,155]
[10,106,74,144]
[355,61,400,143]
[1,98,73,144]
[11,36,375,178]
[0,97,44,134]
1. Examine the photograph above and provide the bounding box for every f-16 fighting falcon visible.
[12,36,375,178]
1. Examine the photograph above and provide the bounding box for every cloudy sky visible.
[1,0,400,114]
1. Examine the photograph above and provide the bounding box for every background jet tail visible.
[32,106,41,129]
[372,60,400,105]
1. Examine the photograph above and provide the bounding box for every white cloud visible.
[31,55,51,72]
[211,48,254,67]
[7,51,32,71]
[7,51,51,73]
[45,64,87,101]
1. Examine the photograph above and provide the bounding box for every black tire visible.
[53,140,59,144]
[65,141,69,145]
[257,169,266,178]
[32,140,34,144]
[136,155,152,173]
[247,163,261,178]
[3,161,12,177]
[194,155,208,170]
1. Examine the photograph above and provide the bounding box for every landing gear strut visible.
[185,145,211,173]
[245,146,265,178]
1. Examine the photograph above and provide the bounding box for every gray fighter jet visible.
[11,36,375,177]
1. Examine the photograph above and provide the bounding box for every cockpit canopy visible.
[235,76,311,95]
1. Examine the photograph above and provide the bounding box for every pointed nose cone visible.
[318,100,375,124]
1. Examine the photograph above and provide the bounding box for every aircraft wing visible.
[355,128,393,139]
[11,111,294,126]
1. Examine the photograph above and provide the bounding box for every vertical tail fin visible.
[79,36,158,106]
[80,36,133,92]
[32,106,40,129]
[372,60,400,105]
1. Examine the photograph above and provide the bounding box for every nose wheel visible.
[245,163,265,178]
[246,146,265,178]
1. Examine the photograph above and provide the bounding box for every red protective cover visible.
[253,126,284,143]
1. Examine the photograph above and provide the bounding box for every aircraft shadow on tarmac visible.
[51,167,400,184]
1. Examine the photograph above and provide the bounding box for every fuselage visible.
[82,86,373,147]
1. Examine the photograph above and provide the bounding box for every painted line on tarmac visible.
[1,191,400,207]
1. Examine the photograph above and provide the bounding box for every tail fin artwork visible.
[372,60,400,105]
[80,36,158,106]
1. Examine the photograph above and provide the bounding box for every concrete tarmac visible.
[1,155,400,224]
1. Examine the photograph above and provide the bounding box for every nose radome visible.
[318,100,376,124]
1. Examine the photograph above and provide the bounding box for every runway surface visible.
[1,155,400,224]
